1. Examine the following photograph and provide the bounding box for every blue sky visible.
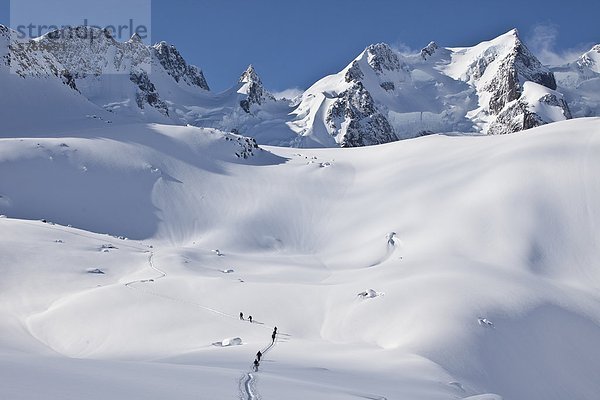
[1,0,599,92]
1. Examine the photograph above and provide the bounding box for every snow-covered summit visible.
[26,25,210,118]
[364,43,402,73]
[0,24,594,147]
[446,28,567,134]
[550,44,600,118]
[287,28,570,146]
[576,44,600,73]
[237,64,275,112]
[239,64,261,84]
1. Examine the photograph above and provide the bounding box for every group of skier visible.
[239,312,252,323]
[253,326,278,371]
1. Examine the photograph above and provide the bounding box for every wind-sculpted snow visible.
[1,118,600,399]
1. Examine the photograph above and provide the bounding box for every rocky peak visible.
[576,44,600,72]
[420,41,439,60]
[0,24,9,38]
[37,26,149,77]
[152,41,210,90]
[44,26,117,50]
[365,43,401,73]
[326,82,397,147]
[1,25,76,89]
[238,64,273,113]
[239,64,261,84]
[129,33,143,43]
[511,34,556,89]
[466,28,557,114]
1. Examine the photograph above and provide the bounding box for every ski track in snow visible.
[123,250,283,400]
[17,221,385,400]
[239,332,278,400]
[20,219,149,253]
[124,252,238,320]
[240,372,260,400]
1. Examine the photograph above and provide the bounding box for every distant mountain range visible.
[1,25,598,147]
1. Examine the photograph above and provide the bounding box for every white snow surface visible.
[1,117,600,399]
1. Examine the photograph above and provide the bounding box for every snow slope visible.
[1,117,600,399]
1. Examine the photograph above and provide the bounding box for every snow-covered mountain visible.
[0,25,295,141]
[0,25,593,146]
[289,29,571,146]
[551,44,600,118]
[2,21,600,400]
[36,26,211,120]
[0,25,116,136]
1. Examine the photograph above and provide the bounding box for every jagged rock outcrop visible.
[326,82,396,147]
[152,41,209,90]
[365,43,402,73]
[224,131,260,159]
[1,25,76,88]
[31,26,209,114]
[38,26,151,77]
[345,60,364,82]
[484,35,556,114]
[238,65,274,113]
[420,41,439,60]
[130,69,169,115]
[488,83,571,135]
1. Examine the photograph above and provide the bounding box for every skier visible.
[271,331,276,343]
[239,312,244,320]
[248,315,253,323]
[253,359,259,372]
[273,326,278,335]
[256,350,262,361]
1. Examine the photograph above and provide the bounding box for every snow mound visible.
[214,337,243,347]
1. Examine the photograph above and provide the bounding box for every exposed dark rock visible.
[326,82,397,147]
[130,69,169,115]
[380,81,395,91]
[485,35,557,115]
[345,60,364,83]
[488,92,571,135]
[238,65,274,113]
[365,43,401,73]
[420,41,439,60]
[153,41,210,90]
